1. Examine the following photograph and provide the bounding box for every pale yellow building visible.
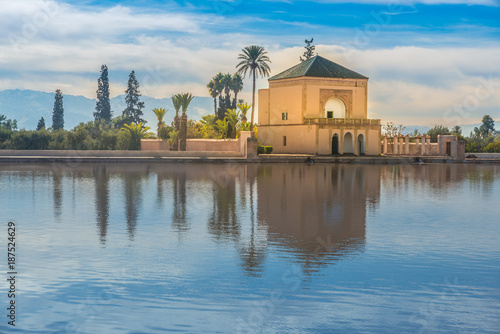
[258,55,381,155]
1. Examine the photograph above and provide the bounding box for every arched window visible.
[324,98,346,119]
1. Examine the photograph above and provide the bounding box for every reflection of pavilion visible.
[255,164,381,274]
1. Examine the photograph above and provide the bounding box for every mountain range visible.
[0,89,215,130]
[0,89,482,136]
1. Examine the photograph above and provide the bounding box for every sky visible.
[0,0,499,127]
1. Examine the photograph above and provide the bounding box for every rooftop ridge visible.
[269,55,368,81]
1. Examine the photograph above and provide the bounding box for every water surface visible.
[1,163,499,333]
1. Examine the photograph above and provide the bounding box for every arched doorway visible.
[357,134,365,155]
[324,98,346,119]
[343,132,354,155]
[332,134,340,155]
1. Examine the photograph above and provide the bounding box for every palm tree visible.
[179,93,194,115]
[231,73,244,108]
[213,72,224,98]
[215,118,229,139]
[238,102,251,123]
[221,73,232,98]
[178,93,194,151]
[152,108,167,136]
[236,45,271,133]
[172,95,182,120]
[225,108,240,139]
[120,122,152,150]
[207,80,219,117]
[171,95,182,150]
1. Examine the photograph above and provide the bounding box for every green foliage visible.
[300,38,315,62]
[215,118,229,138]
[52,89,64,130]
[167,130,179,149]
[187,120,220,139]
[238,102,251,123]
[451,125,462,136]
[237,45,271,132]
[158,125,172,140]
[465,115,497,152]
[95,64,112,123]
[478,115,495,139]
[172,94,182,117]
[426,125,450,143]
[481,140,500,153]
[178,93,194,115]
[225,108,240,139]
[0,114,17,131]
[120,122,153,150]
[36,117,46,130]
[382,122,405,137]
[152,107,167,136]
[258,146,273,154]
[123,70,145,124]
[112,115,133,129]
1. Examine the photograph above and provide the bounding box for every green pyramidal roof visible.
[269,55,368,81]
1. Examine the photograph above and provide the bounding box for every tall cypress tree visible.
[94,65,112,123]
[123,70,145,124]
[52,89,64,130]
[36,117,45,130]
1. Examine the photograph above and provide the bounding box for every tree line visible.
[383,115,499,153]
[0,44,273,150]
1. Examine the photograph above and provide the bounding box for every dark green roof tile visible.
[269,55,368,81]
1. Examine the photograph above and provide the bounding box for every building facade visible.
[258,55,381,155]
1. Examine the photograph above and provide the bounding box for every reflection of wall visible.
[256,164,381,271]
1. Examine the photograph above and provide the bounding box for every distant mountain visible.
[0,89,214,130]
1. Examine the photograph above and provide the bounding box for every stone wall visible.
[381,135,464,160]
[140,132,255,158]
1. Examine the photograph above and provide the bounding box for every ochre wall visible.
[257,75,380,155]
[259,125,381,155]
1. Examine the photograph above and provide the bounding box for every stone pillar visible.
[405,135,410,155]
[246,136,258,159]
[451,138,458,159]
[438,135,444,156]
[399,137,404,155]
[421,135,426,155]
[383,136,388,155]
[415,137,420,154]
[426,136,431,155]
[394,137,399,155]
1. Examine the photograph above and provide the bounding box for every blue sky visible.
[1,0,499,126]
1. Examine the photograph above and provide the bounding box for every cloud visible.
[265,0,499,5]
[0,0,499,126]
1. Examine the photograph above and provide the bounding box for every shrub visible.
[258,145,273,154]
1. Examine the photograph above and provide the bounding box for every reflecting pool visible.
[1,163,499,333]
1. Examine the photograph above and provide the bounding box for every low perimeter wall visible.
[141,132,253,157]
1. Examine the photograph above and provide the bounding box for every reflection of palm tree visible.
[94,165,109,244]
[124,173,144,240]
[238,176,266,276]
[172,169,189,234]
[236,45,271,132]
[208,179,240,241]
